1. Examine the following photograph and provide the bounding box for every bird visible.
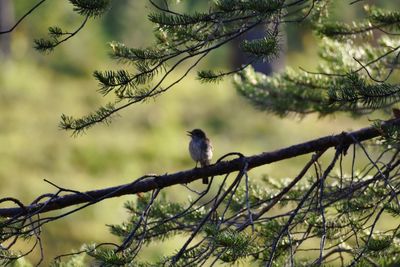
[187,129,213,184]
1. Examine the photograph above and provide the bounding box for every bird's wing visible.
[202,139,212,151]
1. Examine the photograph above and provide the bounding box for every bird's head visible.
[187,129,207,139]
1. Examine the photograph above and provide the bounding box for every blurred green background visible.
[0,1,391,265]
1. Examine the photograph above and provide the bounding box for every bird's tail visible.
[201,160,210,184]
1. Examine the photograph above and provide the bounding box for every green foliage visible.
[34,38,56,53]
[59,103,116,135]
[41,0,400,132]
[211,228,255,262]
[236,3,400,117]
[148,12,210,26]
[197,70,225,83]
[27,0,400,129]
[369,7,400,30]
[374,120,400,149]
[109,42,165,64]
[34,0,110,53]
[328,73,400,109]
[384,201,400,217]
[227,181,271,212]
[52,0,288,133]
[215,0,283,14]
[235,66,330,116]
[315,21,362,39]
[108,194,206,245]
[364,235,392,252]
[315,5,400,39]
[68,0,111,18]
[50,252,86,267]
[0,250,18,266]
[87,248,135,266]
[56,169,398,266]
[48,26,64,38]
[240,37,279,61]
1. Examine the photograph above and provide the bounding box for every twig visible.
[0,0,47,34]
[172,158,248,263]
[116,189,160,253]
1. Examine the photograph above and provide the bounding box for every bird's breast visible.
[189,139,203,161]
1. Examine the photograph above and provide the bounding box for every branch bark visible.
[0,118,397,218]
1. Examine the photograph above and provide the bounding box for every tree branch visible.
[0,118,398,218]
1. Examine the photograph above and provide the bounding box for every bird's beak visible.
[186,131,192,137]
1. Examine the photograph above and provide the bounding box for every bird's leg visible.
[195,161,199,168]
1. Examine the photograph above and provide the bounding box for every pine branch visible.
[316,6,400,38]
[1,118,399,218]
[34,15,89,53]
[69,0,111,18]
[61,17,265,133]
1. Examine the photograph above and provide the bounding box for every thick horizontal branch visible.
[0,118,398,218]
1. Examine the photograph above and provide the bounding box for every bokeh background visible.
[0,0,394,265]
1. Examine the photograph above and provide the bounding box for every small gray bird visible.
[187,129,213,184]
